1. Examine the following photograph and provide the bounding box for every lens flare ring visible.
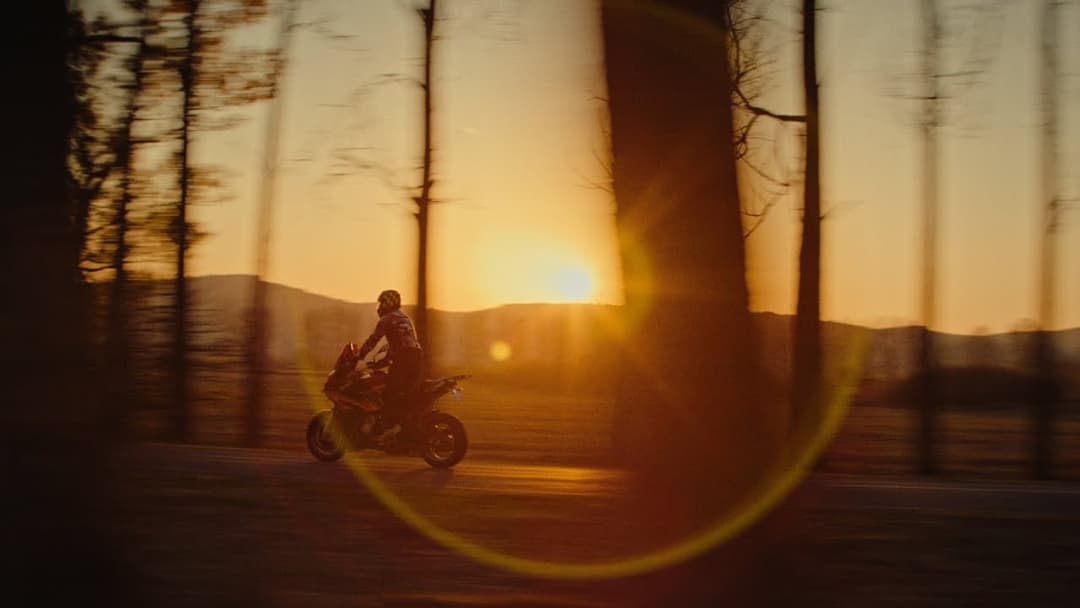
[292,296,869,580]
[288,3,870,579]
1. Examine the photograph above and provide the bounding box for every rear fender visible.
[422,374,471,400]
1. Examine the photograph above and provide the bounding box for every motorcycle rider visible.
[356,289,423,444]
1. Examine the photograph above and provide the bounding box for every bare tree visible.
[727,0,805,237]
[105,1,157,438]
[67,1,177,438]
[68,12,120,274]
[169,0,274,440]
[790,0,822,444]
[900,0,1005,475]
[601,0,768,521]
[724,0,823,447]
[246,0,298,447]
[415,0,437,371]
[912,0,946,476]
[170,0,201,441]
[1033,0,1063,479]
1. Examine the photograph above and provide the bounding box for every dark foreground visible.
[83,443,1080,607]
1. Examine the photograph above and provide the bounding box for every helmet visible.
[376,289,401,317]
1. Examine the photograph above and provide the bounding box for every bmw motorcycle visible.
[306,343,470,469]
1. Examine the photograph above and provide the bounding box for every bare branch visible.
[820,199,864,221]
[734,86,806,123]
[741,153,792,190]
[742,197,778,239]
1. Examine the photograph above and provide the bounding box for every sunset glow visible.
[451,226,618,309]
[186,0,1080,332]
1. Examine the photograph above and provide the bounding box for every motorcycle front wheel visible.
[307,410,345,462]
[422,412,468,469]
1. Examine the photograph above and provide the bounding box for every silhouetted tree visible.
[101,1,159,438]
[790,0,822,446]
[906,0,1005,475]
[715,2,831,434]
[1033,0,1063,479]
[247,0,298,447]
[68,12,121,272]
[171,0,200,441]
[601,0,768,500]
[71,1,197,438]
[70,3,162,279]
[726,0,805,237]
[915,0,942,475]
[2,3,136,602]
[415,0,438,371]
[168,0,273,440]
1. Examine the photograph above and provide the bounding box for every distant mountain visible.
[183,275,617,375]
[124,275,1080,390]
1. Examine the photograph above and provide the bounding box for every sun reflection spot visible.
[489,340,512,362]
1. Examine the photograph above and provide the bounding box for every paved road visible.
[128,442,1080,518]
[111,443,1080,607]
[801,475,1080,517]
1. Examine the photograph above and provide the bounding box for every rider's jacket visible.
[358,308,422,360]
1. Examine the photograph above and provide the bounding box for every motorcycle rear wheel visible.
[307,410,345,462]
[422,412,468,469]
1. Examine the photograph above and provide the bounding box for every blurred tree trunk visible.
[106,11,151,440]
[68,17,116,273]
[601,0,766,497]
[1033,0,1061,479]
[2,10,81,404]
[1,3,134,603]
[414,0,437,372]
[172,0,201,442]
[790,0,822,446]
[246,0,297,447]
[917,0,941,475]
[120,0,271,440]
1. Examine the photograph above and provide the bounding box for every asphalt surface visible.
[108,443,1080,607]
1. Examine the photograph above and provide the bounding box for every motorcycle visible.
[306,342,470,468]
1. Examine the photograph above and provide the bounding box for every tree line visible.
[8,0,1069,487]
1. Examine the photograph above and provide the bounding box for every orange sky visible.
[186,0,1079,334]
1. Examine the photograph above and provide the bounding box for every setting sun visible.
[554,267,595,302]
[460,228,616,309]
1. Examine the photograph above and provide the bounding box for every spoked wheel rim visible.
[424,422,458,464]
[315,422,337,455]
[308,411,345,461]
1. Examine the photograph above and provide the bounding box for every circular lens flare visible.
[294,308,869,580]
[489,340,513,362]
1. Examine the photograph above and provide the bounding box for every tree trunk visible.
[790,0,823,448]
[106,21,149,440]
[2,3,135,602]
[1033,0,1060,479]
[246,0,297,447]
[415,0,436,372]
[173,0,201,442]
[917,0,941,475]
[601,0,768,503]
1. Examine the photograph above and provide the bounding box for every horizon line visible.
[120,273,1080,337]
